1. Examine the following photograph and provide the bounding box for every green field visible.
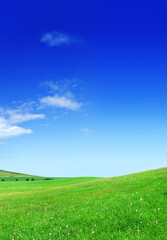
[0,168,166,239]
[0,169,54,182]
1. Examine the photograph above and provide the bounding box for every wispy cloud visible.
[7,111,45,124]
[40,31,79,47]
[42,79,81,95]
[80,128,93,136]
[41,80,82,111]
[0,117,32,140]
[0,107,45,140]
[41,95,81,110]
[0,79,85,140]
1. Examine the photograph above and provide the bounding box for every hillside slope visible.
[0,169,41,178]
[0,168,166,239]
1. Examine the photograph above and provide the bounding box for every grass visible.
[0,168,166,239]
[0,169,54,182]
[0,169,41,178]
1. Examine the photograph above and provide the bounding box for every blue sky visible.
[0,0,166,177]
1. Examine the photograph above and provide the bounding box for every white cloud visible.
[7,112,45,124]
[0,117,32,140]
[0,108,45,140]
[42,81,59,92]
[40,31,77,47]
[80,128,93,136]
[10,101,37,113]
[41,80,83,112]
[0,78,85,140]
[41,95,81,111]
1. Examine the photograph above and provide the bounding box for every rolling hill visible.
[0,169,50,181]
[0,168,166,239]
[0,169,40,178]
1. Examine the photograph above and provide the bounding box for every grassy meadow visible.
[0,168,166,239]
[0,170,54,182]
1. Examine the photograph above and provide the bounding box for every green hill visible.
[0,169,51,181]
[0,168,166,239]
[0,169,40,178]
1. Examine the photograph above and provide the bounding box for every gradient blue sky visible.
[0,0,166,177]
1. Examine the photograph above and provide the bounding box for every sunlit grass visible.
[0,168,166,239]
